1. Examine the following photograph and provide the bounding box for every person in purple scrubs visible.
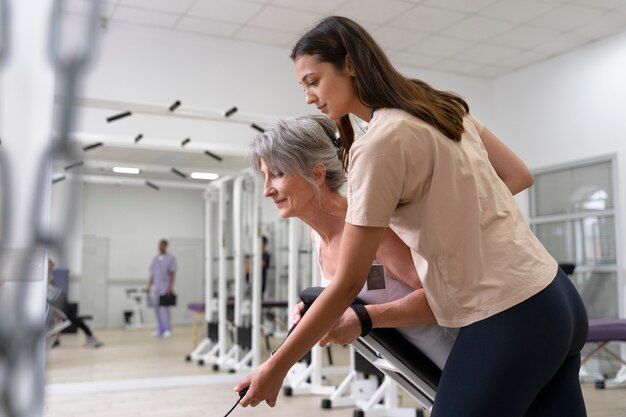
[147,239,177,337]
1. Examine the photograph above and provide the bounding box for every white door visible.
[169,238,204,323]
[81,235,109,328]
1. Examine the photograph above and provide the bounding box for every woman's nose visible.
[263,180,274,197]
[306,91,316,105]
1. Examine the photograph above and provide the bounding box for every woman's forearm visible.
[367,289,436,328]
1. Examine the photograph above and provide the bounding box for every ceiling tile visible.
[371,27,429,50]
[111,6,179,28]
[389,5,467,33]
[334,0,416,25]
[384,48,402,57]
[454,43,520,64]
[444,15,516,41]
[118,0,196,14]
[175,17,240,37]
[572,10,626,39]
[530,0,571,4]
[391,52,442,68]
[570,0,626,10]
[469,65,511,78]
[491,25,561,49]
[234,26,295,47]
[478,0,558,23]
[531,31,589,56]
[422,0,499,13]
[246,6,322,33]
[497,49,549,69]
[431,58,484,75]
[408,35,476,58]
[360,21,383,34]
[187,0,264,24]
[529,4,606,31]
[270,0,348,14]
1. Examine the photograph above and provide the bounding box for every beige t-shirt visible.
[346,108,557,328]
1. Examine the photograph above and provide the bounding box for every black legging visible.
[66,309,94,337]
[431,268,588,417]
[49,286,94,338]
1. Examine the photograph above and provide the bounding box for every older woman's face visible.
[260,161,315,219]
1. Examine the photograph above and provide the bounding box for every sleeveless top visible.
[312,231,456,369]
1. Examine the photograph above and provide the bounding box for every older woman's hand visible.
[319,308,361,346]
[292,301,305,326]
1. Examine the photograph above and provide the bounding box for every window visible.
[529,158,620,318]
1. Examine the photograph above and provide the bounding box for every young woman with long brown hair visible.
[236,16,588,417]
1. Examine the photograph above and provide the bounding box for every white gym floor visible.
[44,325,626,417]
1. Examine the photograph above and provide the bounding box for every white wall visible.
[77,183,204,327]
[50,179,84,275]
[493,30,626,316]
[492,32,626,167]
[83,183,204,278]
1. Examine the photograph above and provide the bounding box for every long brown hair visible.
[291,16,469,170]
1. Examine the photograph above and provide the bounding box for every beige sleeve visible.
[470,114,485,135]
[346,135,406,228]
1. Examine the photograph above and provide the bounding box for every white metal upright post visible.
[251,175,262,368]
[287,218,299,317]
[217,180,229,365]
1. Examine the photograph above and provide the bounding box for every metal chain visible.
[0,1,101,416]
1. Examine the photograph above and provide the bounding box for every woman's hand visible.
[319,308,361,346]
[234,359,288,407]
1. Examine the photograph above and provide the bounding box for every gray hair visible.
[248,115,345,194]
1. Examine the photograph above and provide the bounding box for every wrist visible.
[267,349,293,376]
[350,304,372,337]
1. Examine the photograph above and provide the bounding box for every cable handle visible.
[224,388,249,417]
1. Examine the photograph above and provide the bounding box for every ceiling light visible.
[190,172,219,180]
[113,166,140,174]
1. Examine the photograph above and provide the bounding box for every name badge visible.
[366,262,386,291]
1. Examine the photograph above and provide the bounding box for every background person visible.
[147,239,177,337]
[48,258,103,349]
[261,236,270,299]
[245,236,271,299]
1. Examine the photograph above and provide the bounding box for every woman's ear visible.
[312,163,327,186]
[345,55,356,77]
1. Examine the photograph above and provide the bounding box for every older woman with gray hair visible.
[248,115,455,368]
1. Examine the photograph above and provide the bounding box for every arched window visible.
[530,158,619,319]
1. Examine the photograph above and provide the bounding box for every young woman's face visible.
[294,54,358,120]
[260,160,315,219]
